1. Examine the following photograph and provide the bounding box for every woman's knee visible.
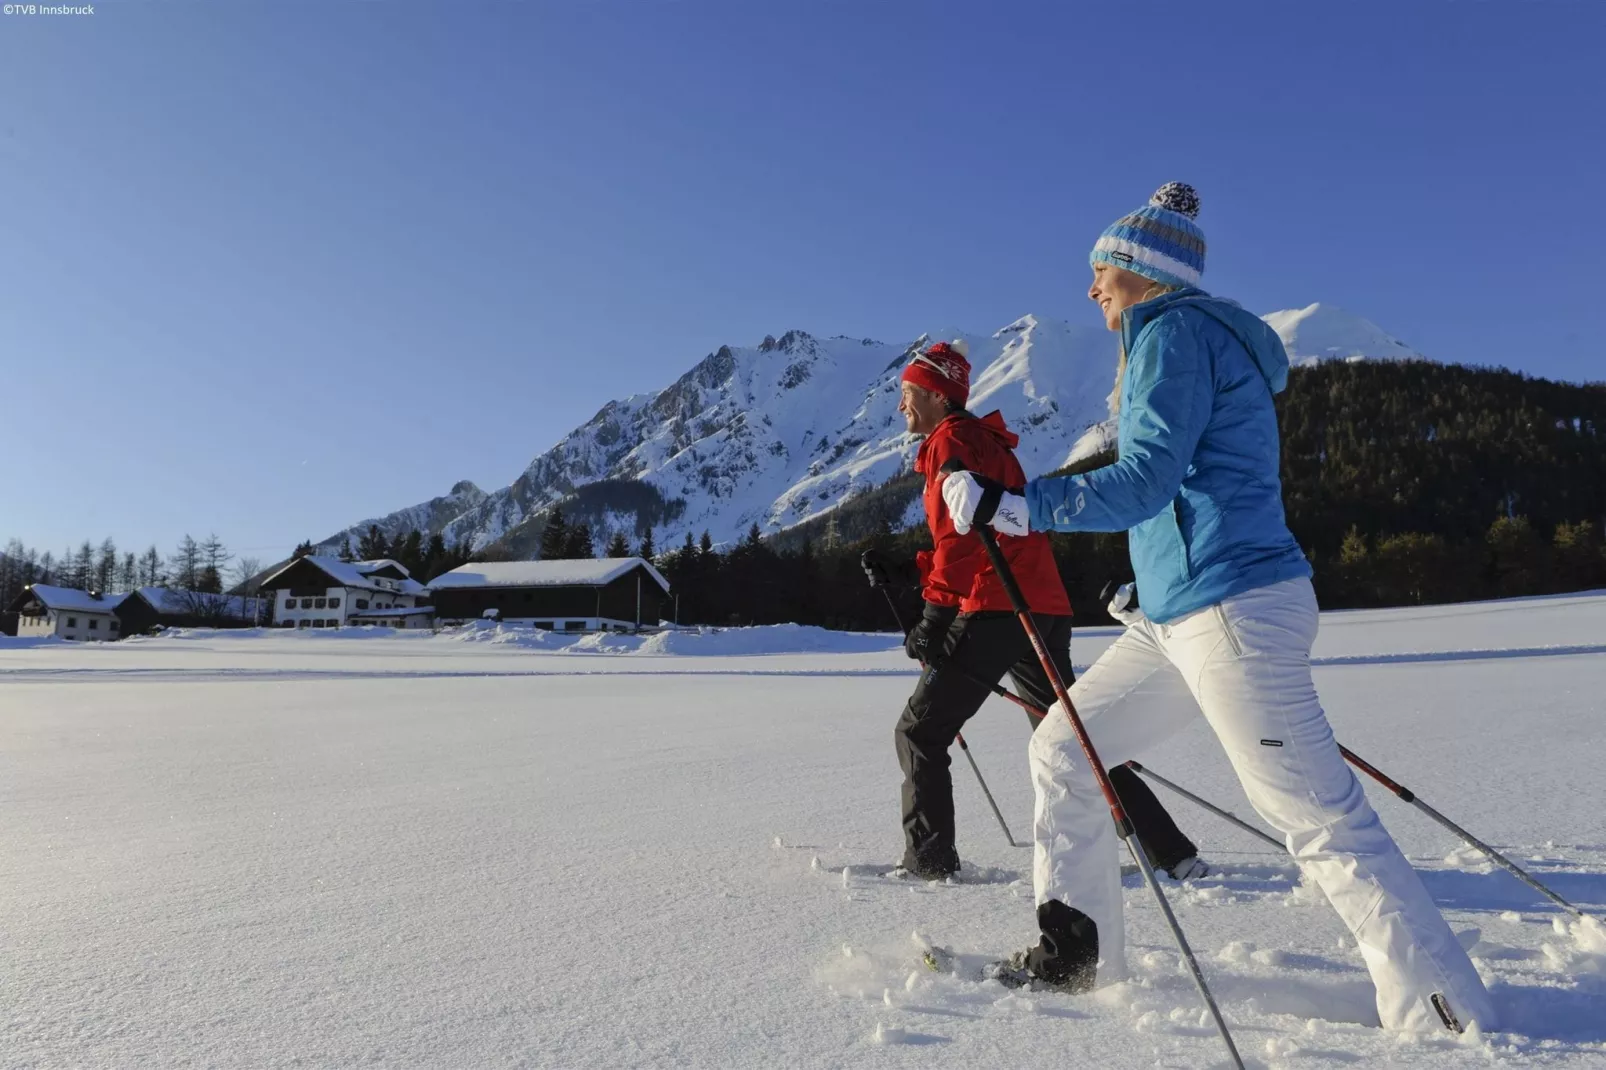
[1029,710,1091,780]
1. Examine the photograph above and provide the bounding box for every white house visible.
[5,585,127,641]
[255,556,433,629]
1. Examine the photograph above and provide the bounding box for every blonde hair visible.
[1106,280,1182,416]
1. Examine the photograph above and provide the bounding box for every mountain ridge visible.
[316,305,1423,555]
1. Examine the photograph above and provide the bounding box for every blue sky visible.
[3,1,1602,561]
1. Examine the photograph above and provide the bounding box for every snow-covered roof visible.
[14,585,127,613]
[133,587,262,618]
[428,558,671,593]
[259,556,424,594]
[355,559,412,578]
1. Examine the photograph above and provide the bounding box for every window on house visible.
[285,594,295,604]
[67,617,77,627]
[564,621,585,632]
[301,599,313,609]
[89,619,98,630]
[109,621,118,632]
[281,621,294,628]
[328,598,340,608]
[356,599,369,609]
[315,598,327,609]
[298,620,310,629]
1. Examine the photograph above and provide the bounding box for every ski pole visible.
[1123,761,1285,852]
[861,551,1047,721]
[1109,577,1591,922]
[1339,744,1591,920]
[860,551,1018,848]
[946,466,1243,1070]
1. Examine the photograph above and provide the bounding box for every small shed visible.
[428,558,671,632]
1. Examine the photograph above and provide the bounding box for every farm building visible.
[428,558,670,632]
[255,556,433,629]
[5,585,127,641]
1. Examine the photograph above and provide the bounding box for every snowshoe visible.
[888,855,961,882]
[1165,855,1213,881]
[981,949,1097,994]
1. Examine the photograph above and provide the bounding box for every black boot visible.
[893,848,960,882]
[989,900,1099,993]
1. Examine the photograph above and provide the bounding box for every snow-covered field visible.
[4,595,1605,1068]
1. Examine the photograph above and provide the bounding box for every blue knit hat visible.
[1090,182,1205,289]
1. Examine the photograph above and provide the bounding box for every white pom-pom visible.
[1150,182,1200,219]
[948,338,970,358]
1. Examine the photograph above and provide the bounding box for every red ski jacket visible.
[915,410,1073,617]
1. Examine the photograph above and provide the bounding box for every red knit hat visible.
[901,339,971,407]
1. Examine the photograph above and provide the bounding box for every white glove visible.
[941,471,1029,537]
[1106,582,1146,627]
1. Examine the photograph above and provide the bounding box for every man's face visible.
[899,382,948,436]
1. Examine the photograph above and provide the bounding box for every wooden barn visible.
[428,558,670,632]
[115,587,264,635]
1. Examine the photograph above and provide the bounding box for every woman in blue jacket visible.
[943,183,1495,1033]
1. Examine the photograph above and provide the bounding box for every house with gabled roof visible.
[427,558,670,632]
[5,585,127,641]
[255,556,433,630]
[115,587,265,636]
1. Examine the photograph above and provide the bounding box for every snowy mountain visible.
[441,317,1119,552]
[318,480,487,554]
[1263,303,1425,366]
[321,305,1424,553]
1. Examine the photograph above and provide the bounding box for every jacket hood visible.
[915,410,1018,474]
[967,409,1019,448]
[1124,288,1291,394]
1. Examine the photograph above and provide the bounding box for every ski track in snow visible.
[3,591,1605,1068]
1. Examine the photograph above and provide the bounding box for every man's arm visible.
[921,428,988,606]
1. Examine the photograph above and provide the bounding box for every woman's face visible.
[1088,262,1158,331]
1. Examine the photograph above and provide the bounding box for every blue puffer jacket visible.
[1025,288,1311,624]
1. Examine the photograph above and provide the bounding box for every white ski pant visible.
[1030,576,1496,1032]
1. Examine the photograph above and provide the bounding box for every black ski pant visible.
[895,611,1198,874]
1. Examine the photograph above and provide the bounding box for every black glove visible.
[904,601,958,663]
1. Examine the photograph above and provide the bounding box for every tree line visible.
[612,360,1606,628]
[0,533,258,610]
[9,361,1601,629]
[637,512,1606,632]
[291,526,478,585]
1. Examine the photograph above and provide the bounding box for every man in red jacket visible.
[894,340,1205,883]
